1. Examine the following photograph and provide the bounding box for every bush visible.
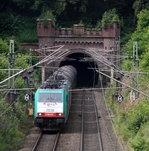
[39,10,56,27]
[127,100,149,134]
[116,99,149,150]
[96,8,120,29]
[139,50,149,72]
[130,122,149,151]
[137,9,149,30]
[0,12,21,37]
[0,39,9,54]
[121,60,133,71]
[16,18,37,43]
[0,101,27,151]
[0,54,8,81]
[124,9,149,56]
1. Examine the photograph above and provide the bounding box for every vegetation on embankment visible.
[0,101,33,151]
[105,9,149,151]
[0,40,40,151]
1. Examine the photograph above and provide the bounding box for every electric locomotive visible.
[34,65,77,128]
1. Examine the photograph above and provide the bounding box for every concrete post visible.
[42,66,45,84]
[111,68,114,85]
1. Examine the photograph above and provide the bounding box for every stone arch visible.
[56,48,100,87]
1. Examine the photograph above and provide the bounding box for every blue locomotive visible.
[34,66,77,128]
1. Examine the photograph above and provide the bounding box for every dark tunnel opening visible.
[59,53,99,88]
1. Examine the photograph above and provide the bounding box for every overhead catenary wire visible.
[86,48,132,79]
[0,45,65,115]
[0,88,35,92]
[69,87,127,92]
[86,48,139,89]
[0,69,22,71]
[88,68,149,75]
[0,85,7,88]
[98,69,126,151]
[69,71,149,98]
[96,70,149,98]
[0,45,69,85]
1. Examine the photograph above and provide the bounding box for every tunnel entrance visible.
[59,53,99,88]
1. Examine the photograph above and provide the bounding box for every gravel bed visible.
[18,127,40,151]
[94,91,124,151]
[19,91,124,151]
[36,133,57,151]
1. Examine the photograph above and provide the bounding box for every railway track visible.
[19,90,122,151]
[32,131,60,151]
[80,90,104,151]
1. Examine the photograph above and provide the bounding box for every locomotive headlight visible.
[59,113,62,116]
[39,113,42,116]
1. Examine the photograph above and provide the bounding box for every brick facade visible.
[37,19,120,51]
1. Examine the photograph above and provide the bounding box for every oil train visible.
[34,65,77,128]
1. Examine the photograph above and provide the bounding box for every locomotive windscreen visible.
[39,93,62,103]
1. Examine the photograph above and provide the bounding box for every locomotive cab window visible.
[39,93,62,103]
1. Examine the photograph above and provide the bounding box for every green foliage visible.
[127,101,149,133]
[137,9,149,30]
[39,10,56,27]
[78,20,84,25]
[40,10,55,21]
[0,52,30,86]
[0,39,9,54]
[114,98,149,150]
[139,51,149,72]
[54,1,67,15]
[121,60,133,71]
[96,21,102,30]
[0,55,8,81]
[17,19,37,43]
[124,9,149,56]
[15,54,30,69]
[0,11,21,37]
[96,9,120,29]
[69,0,79,4]
[0,101,29,151]
[17,29,37,43]
[105,83,117,114]
[133,0,149,16]
[130,122,149,151]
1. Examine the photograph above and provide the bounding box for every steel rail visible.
[31,132,43,151]
[52,132,60,151]
[80,90,104,151]
[93,92,104,151]
[80,91,84,151]
[31,131,60,151]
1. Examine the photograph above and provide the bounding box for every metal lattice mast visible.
[133,41,139,98]
[8,40,16,103]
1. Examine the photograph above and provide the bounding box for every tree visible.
[96,9,120,29]
[124,9,149,56]
[0,39,9,54]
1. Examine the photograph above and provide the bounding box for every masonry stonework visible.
[37,19,120,51]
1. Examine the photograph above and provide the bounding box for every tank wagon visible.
[34,65,77,128]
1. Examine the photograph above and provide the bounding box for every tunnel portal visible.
[59,53,99,88]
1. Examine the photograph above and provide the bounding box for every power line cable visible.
[0,45,66,85]
[96,70,149,98]
[98,69,126,151]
